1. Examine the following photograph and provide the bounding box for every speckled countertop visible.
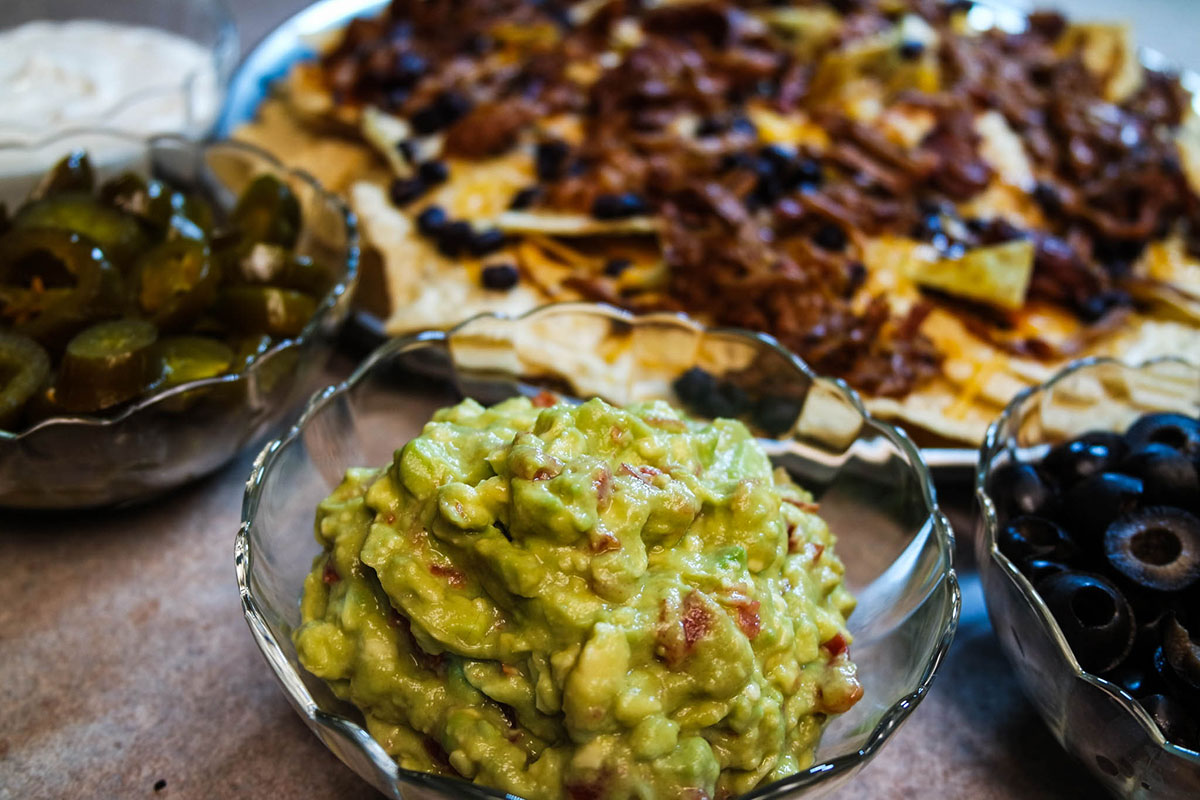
[7,0,1196,796]
[0,354,1105,800]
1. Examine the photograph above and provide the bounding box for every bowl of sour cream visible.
[0,0,238,200]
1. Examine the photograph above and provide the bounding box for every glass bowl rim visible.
[974,354,1200,763]
[236,301,961,798]
[0,128,361,443]
[0,0,239,142]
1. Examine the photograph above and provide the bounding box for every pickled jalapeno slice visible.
[217,286,317,338]
[30,151,95,201]
[99,172,152,216]
[0,332,51,430]
[55,319,159,413]
[232,175,301,248]
[0,229,120,346]
[132,240,218,331]
[145,183,215,241]
[154,336,235,389]
[232,244,334,296]
[230,333,274,369]
[13,193,149,267]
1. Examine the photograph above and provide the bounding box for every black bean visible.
[395,139,417,165]
[437,220,473,257]
[729,116,758,136]
[509,186,541,210]
[410,104,444,136]
[416,205,447,237]
[604,258,632,277]
[591,192,648,219]
[393,51,427,86]
[813,223,847,251]
[695,117,725,137]
[417,160,449,186]
[481,263,520,290]
[535,140,570,181]
[792,158,823,189]
[898,40,925,60]
[388,177,426,207]
[468,227,506,256]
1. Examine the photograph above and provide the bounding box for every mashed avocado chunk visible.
[295,396,860,800]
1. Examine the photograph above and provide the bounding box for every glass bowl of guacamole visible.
[238,303,959,799]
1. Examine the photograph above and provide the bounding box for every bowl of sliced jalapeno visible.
[0,131,358,508]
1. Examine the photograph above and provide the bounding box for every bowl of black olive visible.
[0,131,358,508]
[976,357,1200,798]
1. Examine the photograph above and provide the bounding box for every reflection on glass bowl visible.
[0,131,359,509]
[237,304,959,800]
[0,0,237,194]
[976,357,1200,799]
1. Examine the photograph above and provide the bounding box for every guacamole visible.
[294,396,860,800]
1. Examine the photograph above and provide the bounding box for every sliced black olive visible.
[1022,558,1070,584]
[0,332,51,430]
[30,151,94,201]
[1163,615,1200,694]
[55,319,159,413]
[1043,430,1127,487]
[1036,570,1136,674]
[1118,443,1200,510]
[1105,507,1200,593]
[1063,472,1143,542]
[998,515,1078,564]
[1140,694,1200,750]
[987,462,1056,521]
[1102,662,1160,699]
[1126,412,1200,460]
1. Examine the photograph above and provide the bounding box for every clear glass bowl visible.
[237,303,960,799]
[0,0,237,194]
[975,357,1200,799]
[0,131,359,508]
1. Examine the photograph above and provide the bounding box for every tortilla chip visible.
[496,210,660,236]
[907,239,1034,311]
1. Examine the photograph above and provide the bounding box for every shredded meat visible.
[317,0,1200,396]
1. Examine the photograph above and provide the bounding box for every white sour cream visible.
[0,20,221,188]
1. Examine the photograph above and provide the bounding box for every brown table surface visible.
[5,1,1158,797]
[0,353,1106,800]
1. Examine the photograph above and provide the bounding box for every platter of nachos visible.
[222,0,1200,467]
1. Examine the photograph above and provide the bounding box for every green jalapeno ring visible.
[0,332,52,431]
[54,319,159,413]
[131,240,219,332]
[0,229,122,348]
[232,174,302,249]
[217,286,317,339]
[154,336,236,390]
[13,192,149,268]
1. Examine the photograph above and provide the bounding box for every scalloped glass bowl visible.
[0,0,238,197]
[975,358,1200,799]
[0,132,359,509]
[237,304,959,799]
